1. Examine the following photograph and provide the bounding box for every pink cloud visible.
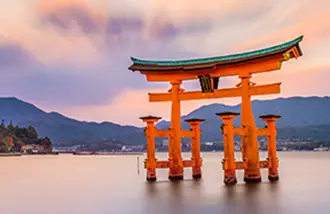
[37,0,107,34]
[35,0,271,42]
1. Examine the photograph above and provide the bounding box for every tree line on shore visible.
[0,120,52,153]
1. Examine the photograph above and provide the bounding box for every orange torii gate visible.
[129,36,303,184]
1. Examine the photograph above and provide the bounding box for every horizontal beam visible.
[256,128,269,136]
[212,56,282,77]
[154,129,194,138]
[155,160,170,168]
[182,160,193,167]
[155,130,170,137]
[249,83,281,96]
[181,130,194,138]
[235,161,245,170]
[154,159,269,170]
[234,127,269,136]
[149,83,281,102]
[234,160,270,170]
[259,160,270,168]
[234,127,246,136]
[143,55,283,82]
[154,160,193,168]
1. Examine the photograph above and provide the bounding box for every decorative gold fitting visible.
[283,52,291,61]
[248,81,256,86]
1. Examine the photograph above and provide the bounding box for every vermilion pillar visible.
[168,80,184,180]
[185,118,204,179]
[260,114,281,182]
[217,112,238,185]
[239,74,261,183]
[140,116,161,182]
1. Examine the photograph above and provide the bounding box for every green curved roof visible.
[129,35,303,69]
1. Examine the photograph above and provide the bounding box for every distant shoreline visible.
[0,152,60,157]
[1,150,328,157]
[72,152,144,156]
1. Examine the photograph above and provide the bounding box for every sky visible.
[1,0,330,127]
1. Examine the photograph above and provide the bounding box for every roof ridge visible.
[130,35,303,66]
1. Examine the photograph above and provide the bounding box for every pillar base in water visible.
[168,175,184,180]
[192,167,202,179]
[244,168,261,183]
[169,165,183,180]
[192,174,202,179]
[244,176,262,183]
[224,175,237,186]
[146,176,157,182]
[268,175,279,182]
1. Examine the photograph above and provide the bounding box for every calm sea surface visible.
[1,152,330,214]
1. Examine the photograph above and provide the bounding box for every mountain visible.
[1,96,330,145]
[0,97,145,145]
[156,96,330,142]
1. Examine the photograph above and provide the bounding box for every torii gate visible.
[129,36,303,184]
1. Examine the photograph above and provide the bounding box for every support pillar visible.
[140,116,161,182]
[239,74,261,183]
[217,112,238,185]
[169,80,184,180]
[185,118,204,179]
[260,114,281,182]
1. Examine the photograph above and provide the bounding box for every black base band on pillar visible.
[192,174,202,179]
[168,175,184,180]
[244,177,262,183]
[268,175,279,182]
[146,177,157,182]
[224,179,237,186]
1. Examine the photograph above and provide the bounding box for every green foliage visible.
[0,121,52,153]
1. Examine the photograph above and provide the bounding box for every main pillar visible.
[217,112,238,185]
[140,116,161,182]
[260,114,281,182]
[185,118,204,179]
[239,74,261,183]
[168,80,184,180]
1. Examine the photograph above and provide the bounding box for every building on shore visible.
[121,145,132,152]
[313,147,329,151]
[21,144,46,153]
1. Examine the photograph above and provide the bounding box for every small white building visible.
[21,144,46,153]
[204,142,214,146]
[121,146,131,152]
